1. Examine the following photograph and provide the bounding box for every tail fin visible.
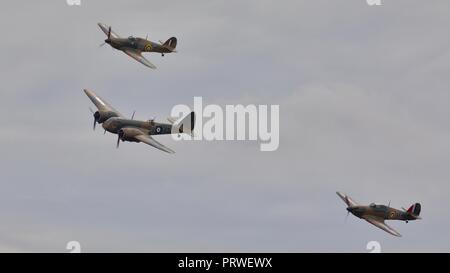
[163,37,177,50]
[406,203,421,217]
[174,112,195,135]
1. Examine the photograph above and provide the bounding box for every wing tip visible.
[123,50,157,69]
[83,88,93,97]
[391,229,402,237]
[145,62,157,69]
[97,22,107,30]
[165,148,176,154]
[336,191,346,200]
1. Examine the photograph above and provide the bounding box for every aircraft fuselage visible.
[347,205,418,222]
[106,37,173,54]
[102,117,173,136]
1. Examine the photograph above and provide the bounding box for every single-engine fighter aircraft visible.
[84,89,194,154]
[336,192,421,237]
[98,23,177,69]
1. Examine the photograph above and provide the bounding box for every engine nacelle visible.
[95,111,119,124]
[118,127,142,143]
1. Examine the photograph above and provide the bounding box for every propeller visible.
[99,42,106,47]
[116,129,124,149]
[89,107,100,130]
[345,205,353,222]
[93,113,100,130]
[103,26,112,46]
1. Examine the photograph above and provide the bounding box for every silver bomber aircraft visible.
[337,192,421,237]
[98,23,177,69]
[84,89,194,154]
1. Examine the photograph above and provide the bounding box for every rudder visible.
[163,37,177,50]
[407,203,421,216]
[175,111,195,135]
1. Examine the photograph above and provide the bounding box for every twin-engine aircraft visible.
[336,192,421,237]
[84,89,194,154]
[98,23,177,69]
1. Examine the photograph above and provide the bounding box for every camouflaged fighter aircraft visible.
[336,192,421,237]
[98,23,177,69]
[84,89,194,154]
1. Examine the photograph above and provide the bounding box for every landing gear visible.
[162,53,165,57]
[406,220,409,223]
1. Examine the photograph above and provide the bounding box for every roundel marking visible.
[145,43,153,51]
[389,211,396,218]
[156,126,162,133]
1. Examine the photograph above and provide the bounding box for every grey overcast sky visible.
[1,0,450,252]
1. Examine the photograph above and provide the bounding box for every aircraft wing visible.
[98,23,120,38]
[336,192,359,207]
[135,134,175,154]
[364,216,402,237]
[123,49,157,69]
[83,89,124,117]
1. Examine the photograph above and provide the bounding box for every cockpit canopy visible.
[369,203,376,208]
[128,36,136,41]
